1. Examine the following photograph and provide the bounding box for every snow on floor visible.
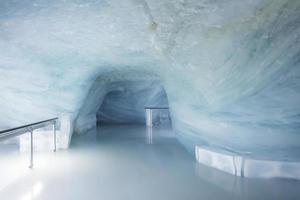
[0,125,300,200]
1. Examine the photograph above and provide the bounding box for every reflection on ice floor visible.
[0,125,300,200]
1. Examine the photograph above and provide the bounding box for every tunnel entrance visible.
[96,80,171,127]
[73,71,173,138]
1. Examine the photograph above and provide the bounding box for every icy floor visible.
[0,125,300,200]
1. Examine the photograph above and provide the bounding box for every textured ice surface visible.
[0,0,300,160]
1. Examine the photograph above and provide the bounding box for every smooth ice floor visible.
[1,125,300,200]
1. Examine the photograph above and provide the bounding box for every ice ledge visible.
[195,146,300,180]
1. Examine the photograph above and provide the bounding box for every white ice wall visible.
[0,0,299,164]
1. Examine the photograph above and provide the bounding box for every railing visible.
[144,107,170,127]
[0,118,58,168]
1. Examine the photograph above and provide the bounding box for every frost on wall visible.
[0,0,299,160]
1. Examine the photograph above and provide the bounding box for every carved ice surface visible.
[0,0,300,161]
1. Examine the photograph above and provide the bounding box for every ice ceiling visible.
[0,0,299,160]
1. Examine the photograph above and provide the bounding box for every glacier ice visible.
[0,0,300,163]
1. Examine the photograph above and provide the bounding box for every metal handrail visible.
[0,117,58,168]
[144,107,169,110]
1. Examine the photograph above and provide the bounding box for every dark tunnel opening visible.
[96,80,172,127]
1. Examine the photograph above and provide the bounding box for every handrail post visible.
[145,108,153,127]
[150,109,153,127]
[53,120,57,152]
[28,128,34,169]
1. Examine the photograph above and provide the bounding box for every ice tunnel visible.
[96,81,169,125]
[74,71,170,133]
[0,0,300,199]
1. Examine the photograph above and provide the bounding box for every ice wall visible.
[0,0,300,161]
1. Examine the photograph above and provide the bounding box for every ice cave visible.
[0,0,300,199]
